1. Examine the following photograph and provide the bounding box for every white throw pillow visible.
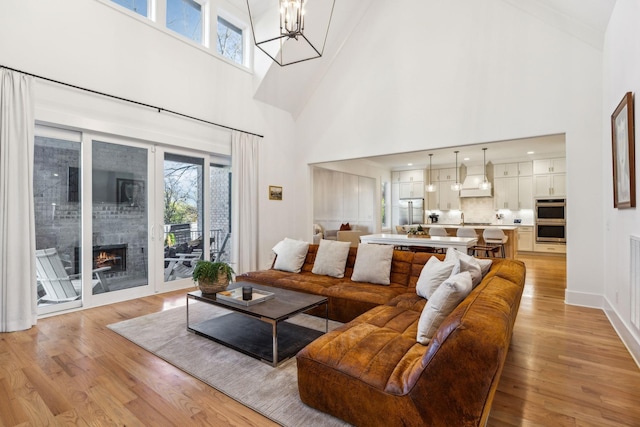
[416,271,473,345]
[351,244,394,285]
[445,248,484,287]
[454,248,492,281]
[272,238,310,273]
[415,256,460,299]
[312,239,352,278]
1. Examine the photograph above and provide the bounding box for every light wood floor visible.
[1,254,639,426]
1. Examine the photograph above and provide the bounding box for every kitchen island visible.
[360,234,478,253]
[400,224,520,258]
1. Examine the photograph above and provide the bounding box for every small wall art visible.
[269,185,283,201]
[611,91,636,209]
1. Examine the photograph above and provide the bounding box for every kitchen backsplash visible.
[426,197,534,225]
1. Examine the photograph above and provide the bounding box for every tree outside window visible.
[217,16,243,64]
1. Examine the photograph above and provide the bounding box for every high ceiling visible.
[249,0,616,118]
[240,1,614,171]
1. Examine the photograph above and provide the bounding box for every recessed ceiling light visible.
[407,163,413,166]
[527,151,535,155]
[463,157,470,161]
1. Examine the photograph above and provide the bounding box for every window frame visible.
[98,0,251,72]
[109,0,150,17]
[165,0,209,46]
[216,9,249,67]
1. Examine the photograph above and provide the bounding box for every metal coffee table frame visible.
[186,282,328,367]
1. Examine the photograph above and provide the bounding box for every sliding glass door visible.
[91,140,149,295]
[34,125,229,312]
[34,129,83,314]
[163,152,204,284]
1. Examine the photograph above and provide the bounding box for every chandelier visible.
[246,0,336,66]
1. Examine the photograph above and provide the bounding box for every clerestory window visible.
[111,0,148,17]
[217,16,244,65]
[167,0,204,44]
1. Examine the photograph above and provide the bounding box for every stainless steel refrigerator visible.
[398,199,424,225]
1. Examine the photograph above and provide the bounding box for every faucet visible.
[460,212,465,226]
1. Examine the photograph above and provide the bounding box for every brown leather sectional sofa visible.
[238,244,526,426]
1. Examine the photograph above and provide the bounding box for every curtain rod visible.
[1,64,264,139]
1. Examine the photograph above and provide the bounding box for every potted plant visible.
[407,224,427,236]
[192,260,235,294]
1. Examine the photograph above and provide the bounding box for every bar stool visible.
[428,226,448,253]
[456,227,478,238]
[428,226,449,237]
[483,228,508,258]
[457,227,479,255]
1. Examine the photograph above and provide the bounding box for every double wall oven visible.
[535,198,566,243]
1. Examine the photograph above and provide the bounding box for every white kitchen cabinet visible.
[517,226,534,252]
[518,161,533,176]
[392,171,401,182]
[437,181,460,210]
[427,187,438,210]
[427,168,460,210]
[494,177,518,209]
[399,181,424,199]
[518,176,533,209]
[534,173,566,197]
[436,168,457,181]
[399,169,425,183]
[493,163,519,177]
[533,242,566,254]
[533,158,565,174]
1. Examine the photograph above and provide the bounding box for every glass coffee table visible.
[186,282,328,367]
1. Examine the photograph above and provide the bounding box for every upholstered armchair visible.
[313,224,323,245]
[336,230,368,247]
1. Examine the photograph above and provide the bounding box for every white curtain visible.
[231,131,260,274]
[0,68,37,332]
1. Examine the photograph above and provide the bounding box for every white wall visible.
[295,1,604,307]
[602,0,640,363]
[0,0,302,273]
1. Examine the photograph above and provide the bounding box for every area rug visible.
[107,301,350,427]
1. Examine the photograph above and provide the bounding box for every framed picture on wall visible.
[269,185,283,201]
[117,178,145,207]
[611,91,636,209]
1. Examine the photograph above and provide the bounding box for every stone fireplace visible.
[74,244,128,274]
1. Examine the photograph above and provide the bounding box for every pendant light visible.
[451,151,462,191]
[426,154,436,192]
[479,147,492,190]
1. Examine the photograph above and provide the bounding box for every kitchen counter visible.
[360,234,478,252]
[421,224,519,230]
[400,224,518,258]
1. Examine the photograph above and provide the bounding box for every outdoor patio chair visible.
[35,248,111,303]
[164,249,203,281]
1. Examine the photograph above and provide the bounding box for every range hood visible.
[460,165,493,198]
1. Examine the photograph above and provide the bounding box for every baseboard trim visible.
[564,290,603,308]
[566,291,640,368]
[603,298,640,368]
